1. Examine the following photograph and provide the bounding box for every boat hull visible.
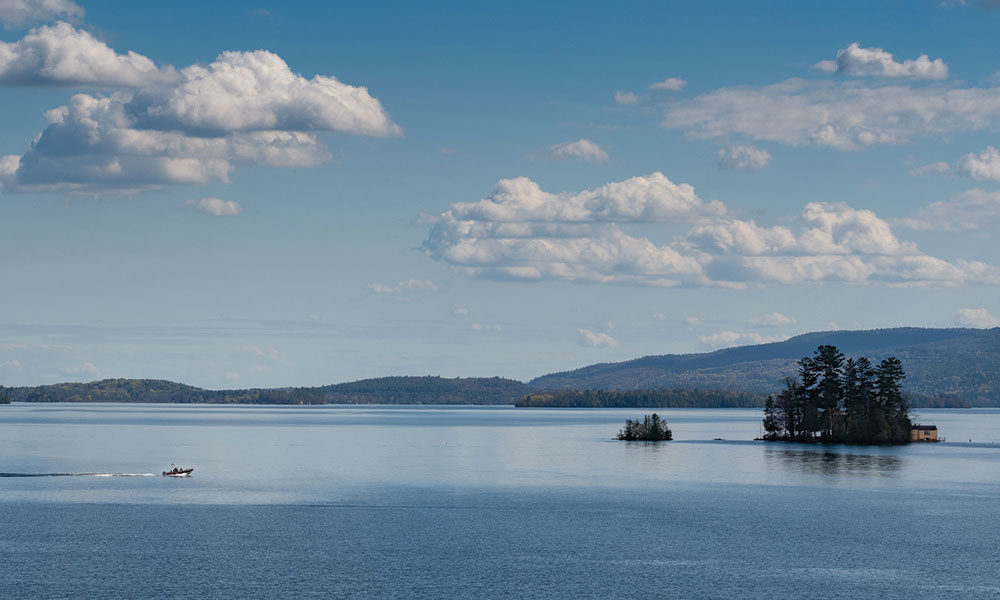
[162,468,193,477]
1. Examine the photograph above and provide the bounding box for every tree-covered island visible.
[617,413,673,441]
[761,345,912,444]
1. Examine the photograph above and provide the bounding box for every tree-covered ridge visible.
[762,345,912,444]
[6,376,528,405]
[617,414,672,441]
[516,389,764,408]
[319,376,527,405]
[529,327,1000,405]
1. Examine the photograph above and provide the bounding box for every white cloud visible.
[650,77,686,91]
[685,315,702,325]
[0,26,400,192]
[699,331,787,349]
[746,312,796,327]
[549,139,609,163]
[453,307,469,315]
[187,197,243,217]
[423,174,1000,288]
[614,90,639,105]
[0,0,82,28]
[899,189,1000,231]
[653,313,665,320]
[0,22,177,86]
[662,78,1000,151]
[471,323,502,332]
[368,279,438,295]
[132,50,400,137]
[60,361,98,376]
[910,161,951,176]
[224,371,241,381]
[815,42,948,80]
[1,359,22,371]
[953,308,1000,328]
[578,329,619,348]
[442,172,725,224]
[956,146,1000,180]
[716,144,772,170]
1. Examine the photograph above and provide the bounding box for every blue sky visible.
[3,0,1000,388]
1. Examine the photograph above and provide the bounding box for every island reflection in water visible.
[765,446,904,477]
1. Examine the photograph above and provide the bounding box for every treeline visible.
[5,376,528,405]
[0,386,10,404]
[319,376,527,405]
[516,388,765,408]
[762,345,912,444]
[6,379,328,404]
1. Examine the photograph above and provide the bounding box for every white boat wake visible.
[0,472,157,477]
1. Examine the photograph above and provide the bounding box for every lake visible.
[2,404,998,599]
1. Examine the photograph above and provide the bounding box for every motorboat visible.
[162,464,193,477]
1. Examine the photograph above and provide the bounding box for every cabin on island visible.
[910,425,938,442]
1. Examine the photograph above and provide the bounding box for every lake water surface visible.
[2,404,998,598]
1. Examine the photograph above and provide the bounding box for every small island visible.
[617,413,673,441]
[761,344,914,444]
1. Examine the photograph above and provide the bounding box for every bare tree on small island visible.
[761,345,912,444]
[617,413,673,441]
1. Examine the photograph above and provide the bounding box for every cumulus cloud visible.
[953,308,1000,328]
[899,189,1000,231]
[662,78,1000,151]
[747,312,796,327]
[0,22,177,86]
[716,144,772,170]
[699,331,787,349]
[0,0,82,28]
[814,43,948,80]
[650,77,686,91]
[368,279,438,294]
[129,50,400,137]
[907,147,1000,181]
[0,24,399,192]
[955,146,1000,180]
[614,90,639,105]
[440,172,725,225]
[187,197,243,217]
[549,139,609,163]
[578,329,619,348]
[423,173,1000,288]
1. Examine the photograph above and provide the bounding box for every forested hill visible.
[5,376,528,405]
[530,327,1000,405]
[6,327,1000,406]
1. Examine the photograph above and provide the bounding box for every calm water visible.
[2,404,999,599]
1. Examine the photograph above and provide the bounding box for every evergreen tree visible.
[876,357,909,442]
[617,413,672,441]
[762,395,781,440]
[762,346,912,444]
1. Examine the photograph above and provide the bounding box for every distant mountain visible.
[6,376,528,405]
[530,327,1000,405]
[5,328,999,407]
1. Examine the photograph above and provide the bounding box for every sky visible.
[3,0,1000,388]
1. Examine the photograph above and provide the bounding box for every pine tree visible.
[762,395,781,440]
